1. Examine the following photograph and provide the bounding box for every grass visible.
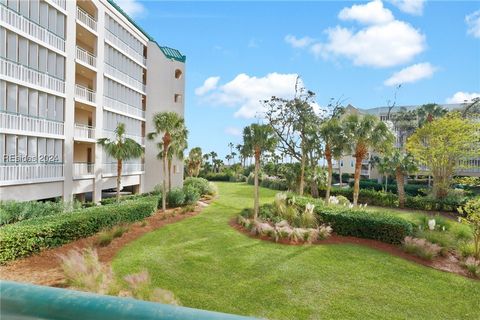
[112,182,480,319]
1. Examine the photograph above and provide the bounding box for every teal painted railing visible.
[0,281,257,320]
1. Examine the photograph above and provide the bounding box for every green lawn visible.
[112,182,480,320]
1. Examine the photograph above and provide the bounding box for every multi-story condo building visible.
[0,0,186,202]
[334,103,480,180]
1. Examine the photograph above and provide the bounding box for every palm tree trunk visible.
[338,159,343,186]
[253,148,260,220]
[168,158,172,192]
[325,145,332,203]
[353,156,362,206]
[396,167,406,208]
[299,153,305,196]
[162,155,167,212]
[116,160,122,203]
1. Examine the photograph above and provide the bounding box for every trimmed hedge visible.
[0,197,156,263]
[315,206,413,244]
[348,180,426,196]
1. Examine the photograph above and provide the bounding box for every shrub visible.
[166,188,186,208]
[112,224,129,238]
[0,197,156,262]
[315,206,413,244]
[95,231,114,247]
[201,172,233,181]
[183,177,211,196]
[463,256,480,277]
[183,185,200,205]
[458,198,480,259]
[403,236,442,260]
[0,200,68,226]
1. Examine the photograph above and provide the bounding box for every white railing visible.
[74,123,95,140]
[105,30,146,66]
[76,46,96,68]
[0,57,65,94]
[103,96,145,119]
[75,84,96,104]
[102,163,144,176]
[0,111,64,136]
[361,169,369,176]
[103,130,144,145]
[76,7,97,31]
[0,163,64,185]
[0,4,65,52]
[104,63,145,93]
[73,162,94,178]
[48,0,66,10]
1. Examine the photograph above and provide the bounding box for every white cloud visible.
[312,20,425,67]
[338,0,394,25]
[466,10,480,38]
[389,0,425,16]
[285,35,315,48]
[384,62,436,86]
[198,73,300,119]
[115,0,145,18]
[195,76,220,96]
[225,127,242,137]
[446,92,480,104]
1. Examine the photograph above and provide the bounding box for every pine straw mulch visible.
[0,199,213,287]
[230,219,478,280]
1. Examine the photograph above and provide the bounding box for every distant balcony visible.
[0,111,64,137]
[76,46,96,69]
[0,57,65,94]
[0,3,65,51]
[73,162,94,179]
[0,163,64,186]
[75,84,96,104]
[361,169,369,176]
[102,163,144,176]
[105,30,146,66]
[103,96,145,119]
[76,7,97,32]
[74,123,95,141]
[104,63,146,93]
[103,130,144,145]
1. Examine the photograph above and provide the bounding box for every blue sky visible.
[116,0,480,158]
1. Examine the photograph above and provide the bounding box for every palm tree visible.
[416,103,447,127]
[157,126,188,191]
[147,112,187,212]
[389,150,417,208]
[320,118,347,203]
[187,147,203,177]
[225,154,233,165]
[98,123,143,202]
[342,114,394,205]
[243,124,277,220]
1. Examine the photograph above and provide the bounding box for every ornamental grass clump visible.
[463,256,480,277]
[402,236,442,260]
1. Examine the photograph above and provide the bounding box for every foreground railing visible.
[0,111,64,136]
[0,163,63,185]
[0,281,255,320]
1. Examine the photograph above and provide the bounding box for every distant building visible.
[0,0,186,201]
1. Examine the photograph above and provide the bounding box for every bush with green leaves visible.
[0,200,81,226]
[183,185,200,205]
[0,197,156,262]
[183,177,214,196]
[458,198,480,259]
[402,236,442,260]
[165,188,186,208]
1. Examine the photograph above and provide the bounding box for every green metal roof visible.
[107,0,186,63]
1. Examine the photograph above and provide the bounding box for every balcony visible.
[73,162,94,179]
[102,163,144,176]
[105,30,146,66]
[76,46,96,69]
[361,169,370,176]
[75,84,96,105]
[103,130,144,145]
[103,96,145,119]
[74,123,95,141]
[47,0,66,10]
[0,57,65,94]
[0,163,64,186]
[0,3,65,52]
[0,111,64,137]
[104,63,146,93]
[76,7,97,33]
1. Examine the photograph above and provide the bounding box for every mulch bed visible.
[230,219,477,280]
[0,199,213,287]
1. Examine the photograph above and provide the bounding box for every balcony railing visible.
[103,130,144,145]
[74,123,95,140]
[0,4,65,52]
[361,169,369,176]
[0,57,65,94]
[76,46,96,68]
[48,0,66,10]
[75,84,96,104]
[76,7,97,32]
[73,162,94,178]
[105,30,146,66]
[0,111,64,136]
[102,163,144,176]
[103,96,145,119]
[0,163,64,185]
[104,63,145,93]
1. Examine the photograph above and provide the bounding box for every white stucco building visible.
[0,0,186,202]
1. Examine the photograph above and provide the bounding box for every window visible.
[340,160,344,167]
[174,94,182,103]
[175,69,182,79]
[350,160,354,167]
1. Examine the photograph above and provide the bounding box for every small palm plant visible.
[98,123,143,202]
